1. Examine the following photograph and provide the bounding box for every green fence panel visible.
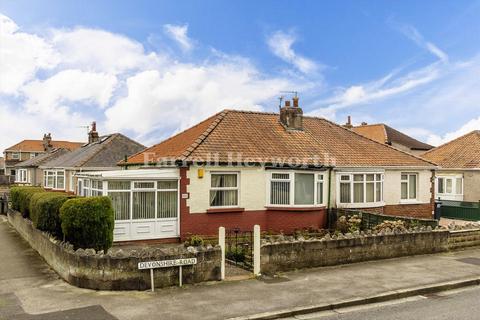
[441,200,480,221]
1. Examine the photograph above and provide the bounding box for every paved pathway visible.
[2,215,480,320]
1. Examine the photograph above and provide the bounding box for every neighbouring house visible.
[0,157,5,175]
[76,97,436,243]
[39,122,145,194]
[3,134,83,177]
[422,130,480,202]
[345,117,434,156]
[14,148,70,186]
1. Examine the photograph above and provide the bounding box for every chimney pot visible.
[280,96,303,131]
[344,116,353,129]
[361,122,368,126]
[292,96,299,108]
[88,121,100,144]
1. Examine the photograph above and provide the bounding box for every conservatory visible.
[76,169,180,242]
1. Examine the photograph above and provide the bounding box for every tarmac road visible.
[285,286,480,320]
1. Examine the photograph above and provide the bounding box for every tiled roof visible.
[4,140,84,152]
[123,110,435,168]
[41,134,145,169]
[14,148,69,168]
[353,124,433,151]
[422,131,480,169]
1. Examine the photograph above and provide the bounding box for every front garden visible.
[10,186,115,251]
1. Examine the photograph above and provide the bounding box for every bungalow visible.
[422,130,480,202]
[346,118,434,156]
[14,148,70,186]
[76,98,436,242]
[3,134,83,177]
[39,123,145,194]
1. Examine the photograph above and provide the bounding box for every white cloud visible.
[163,24,194,52]
[267,30,318,74]
[397,24,449,62]
[0,14,311,151]
[0,14,60,94]
[22,69,117,114]
[105,60,294,139]
[310,62,441,118]
[51,28,163,74]
[427,117,480,146]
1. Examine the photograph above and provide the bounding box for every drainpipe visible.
[327,167,333,229]
[327,167,333,209]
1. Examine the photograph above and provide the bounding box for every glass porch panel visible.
[133,191,155,219]
[157,191,178,218]
[109,192,130,220]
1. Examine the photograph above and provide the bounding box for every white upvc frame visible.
[209,171,240,208]
[69,172,75,192]
[11,152,20,160]
[43,169,66,190]
[436,174,464,200]
[30,152,36,159]
[267,171,326,208]
[400,172,418,203]
[15,169,29,183]
[336,172,385,208]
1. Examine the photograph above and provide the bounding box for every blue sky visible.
[1,0,480,151]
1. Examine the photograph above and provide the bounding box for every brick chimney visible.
[88,121,100,144]
[343,116,353,129]
[43,133,53,152]
[279,97,303,131]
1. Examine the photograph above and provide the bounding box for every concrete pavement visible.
[2,215,480,320]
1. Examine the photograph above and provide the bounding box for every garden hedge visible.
[10,186,45,218]
[60,196,115,251]
[30,192,73,239]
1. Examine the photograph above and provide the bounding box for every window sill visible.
[399,200,421,205]
[265,206,326,212]
[206,207,245,214]
[337,202,385,209]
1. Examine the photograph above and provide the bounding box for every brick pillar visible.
[179,166,190,240]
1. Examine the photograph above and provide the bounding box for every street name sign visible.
[138,258,197,291]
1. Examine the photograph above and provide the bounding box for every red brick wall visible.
[179,167,327,238]
[384,203,433,219]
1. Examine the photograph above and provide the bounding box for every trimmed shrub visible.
[60,197,114,251]
[30,192,73,239]
[10,186,45,218]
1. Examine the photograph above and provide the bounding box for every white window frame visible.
[11,152,20,160]
[436,174,463,199]
[30,153,36,159]
[267,171,326,208]
[16,169,29,183]
[401,172,418,203]
[43,169,66,190]
[336,172,384,208]
[209,172,240,208]
[69,172,75,192]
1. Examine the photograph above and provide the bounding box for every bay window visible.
[338,173,383,205]
[401,173,418,200]
[269,172,325,207]
[210,173,239,207]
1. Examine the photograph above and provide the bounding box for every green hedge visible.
[10,186,45,218]
[30,192,73,239]
[60,197,114,251]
